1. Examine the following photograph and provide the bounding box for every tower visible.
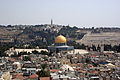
[51,19,53,26]
[100,40,104,52]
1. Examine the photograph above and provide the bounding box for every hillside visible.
[0,25,85,47]
[0,25,120,47]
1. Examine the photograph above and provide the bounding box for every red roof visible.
[88,64,93,67]
[8,58,16,62]
[89,70,98,74]
[12,73,27,80]
[39,77,50,80]
[29,74,38,79]
[73,68,81,70]
[50,69,60,72]
[91,55,97,57]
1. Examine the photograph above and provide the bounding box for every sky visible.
[0,0,120,27]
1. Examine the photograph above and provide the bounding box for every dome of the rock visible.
[55,35,67,43]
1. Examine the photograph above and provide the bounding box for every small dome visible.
[55,35,67,43]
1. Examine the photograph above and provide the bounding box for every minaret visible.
[51,19,53,26]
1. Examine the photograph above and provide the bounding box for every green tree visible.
[97,45,101,52]
[32,50,39,54]
[36,64,50,77]
[40,51,49,55]
[23,56,31,61]
[92,45,97,51]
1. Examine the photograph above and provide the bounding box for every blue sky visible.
[0,0,120,27]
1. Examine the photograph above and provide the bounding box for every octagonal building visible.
[48,35,74,53]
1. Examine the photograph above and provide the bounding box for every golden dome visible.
[55,35,67,43]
